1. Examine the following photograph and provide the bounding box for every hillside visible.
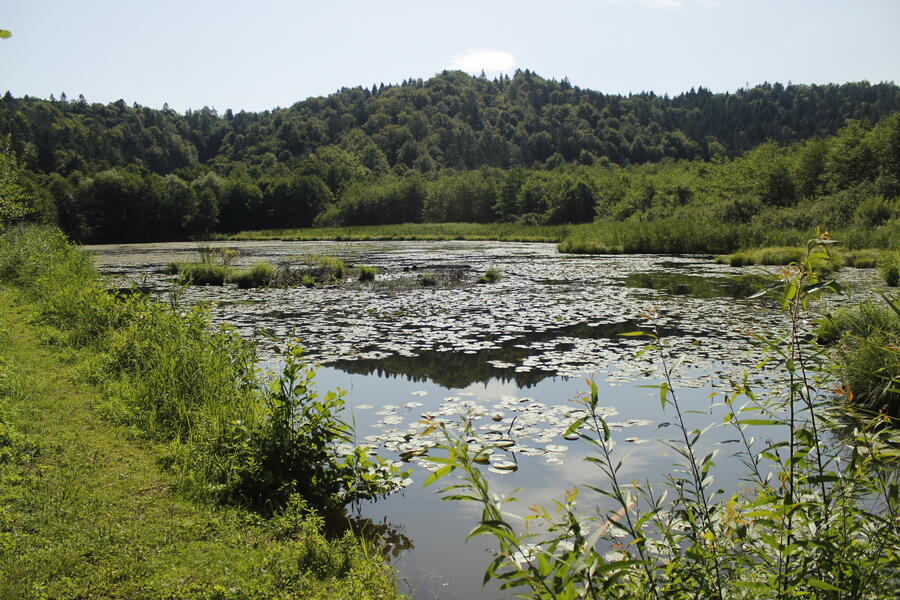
[1,70,898,243]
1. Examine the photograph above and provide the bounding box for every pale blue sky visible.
[2,0,898,113]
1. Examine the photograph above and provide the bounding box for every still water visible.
[88,240,884,599]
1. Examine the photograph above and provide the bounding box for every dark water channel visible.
[88,240,886,600]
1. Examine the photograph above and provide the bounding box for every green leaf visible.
[0,30,11,39]
[802,281,836,295]
[881,293,900,317]
[748,280,784,299]
[737,419,781,426]
[424,464,454,487]
[807,578,843,592]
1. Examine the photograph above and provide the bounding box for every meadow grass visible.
[558,220,898,255]
[0,288,402,600]
[0,227,404,510]
[841,248,884,268]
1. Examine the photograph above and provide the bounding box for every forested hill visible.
[3,70,900,176]
[1,70,898,244]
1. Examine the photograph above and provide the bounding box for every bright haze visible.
[1,0,898,113]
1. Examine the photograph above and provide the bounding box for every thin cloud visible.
[649,0,686,8]
[446,49,517,74]
[609,0,686,9]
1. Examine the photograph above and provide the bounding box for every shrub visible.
[419,273,437,287]
[854,195,898,227]
[213,346,408,512]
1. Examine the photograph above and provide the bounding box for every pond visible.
[88,240,886,599]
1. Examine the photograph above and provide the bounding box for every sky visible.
[1,0,898,113]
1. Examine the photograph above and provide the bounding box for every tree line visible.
[1,70,898,242]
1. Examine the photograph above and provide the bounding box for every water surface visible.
[88,240,885,599]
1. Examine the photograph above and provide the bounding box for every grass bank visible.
[213,220,898,256]
[558,220,898,254]
[0,290,401,600]
[0,226,406,598]
[214,222,573,243]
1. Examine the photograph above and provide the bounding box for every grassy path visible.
[0,288,400,600]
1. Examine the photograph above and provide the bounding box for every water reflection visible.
[324,510,415,560]
[331,319,703,389]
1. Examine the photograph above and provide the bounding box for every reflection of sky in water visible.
[316,366,778,600]
[88,240,887,600]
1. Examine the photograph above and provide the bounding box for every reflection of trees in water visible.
[333,345,550,388]
[331,319,697,389]
[324,510,414,560]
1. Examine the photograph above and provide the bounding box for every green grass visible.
[304,254,345,280]
[214,222,573,243]
[717,246,849,276]
[357,266,377,282]
[881,251,900,286]
[0,289,402,600]
[0,227,404,512]
[719,246,891,271]
[230,262,275,288]
[817,299,900,417]
[170,262,234,285]
[212,220,898,256]
[841,248,884,268]
[476,267,502,284]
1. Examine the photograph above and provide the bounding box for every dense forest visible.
[1,70,899,242]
